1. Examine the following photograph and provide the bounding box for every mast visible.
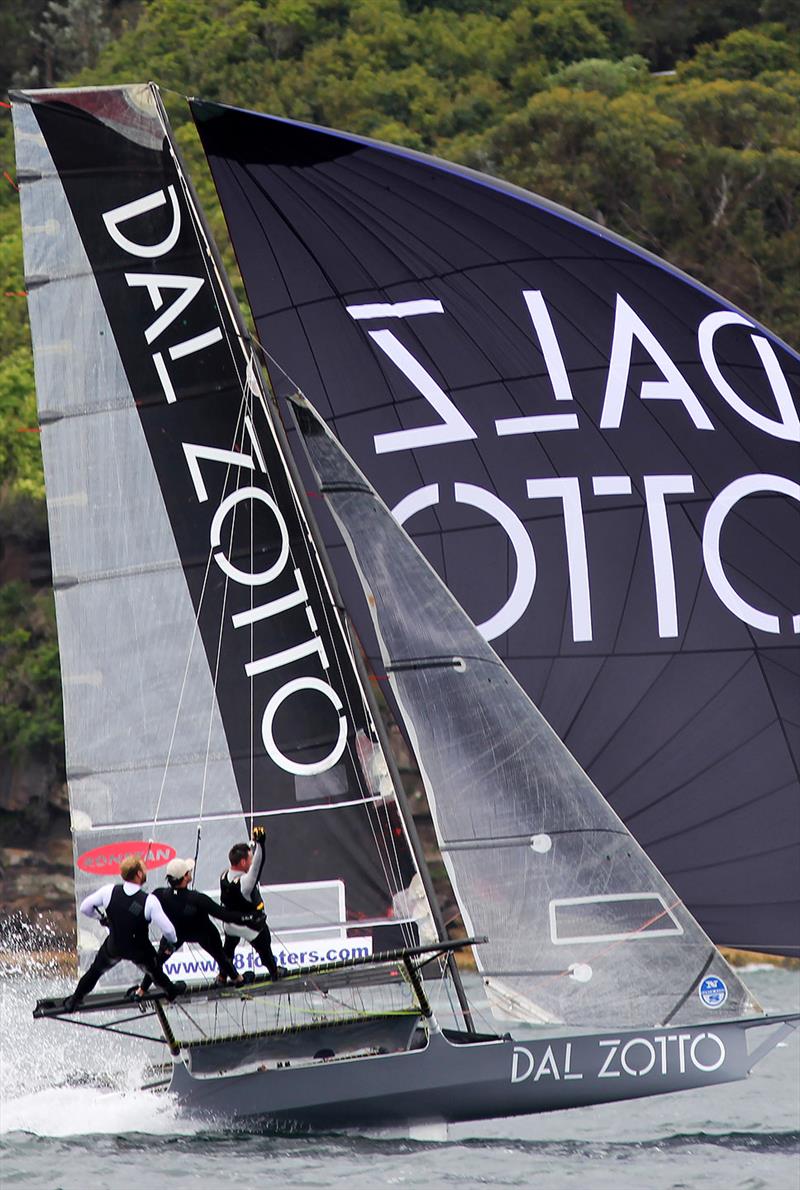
[154,87,475,1031]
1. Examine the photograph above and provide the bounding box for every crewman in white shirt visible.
[62,853,186,1010]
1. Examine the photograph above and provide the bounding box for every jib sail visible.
[192,100,800,957]
[292,392,760,1028]
[12,85,430,972]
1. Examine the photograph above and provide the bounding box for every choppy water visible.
[1,957,797,1189]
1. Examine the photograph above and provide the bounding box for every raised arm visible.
[240,838,265,900]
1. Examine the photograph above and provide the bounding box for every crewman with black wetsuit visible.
[136,856,261,992]
[62,854,184,1010]
[220,826,282,980]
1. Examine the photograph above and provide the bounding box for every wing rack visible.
[32,938,487,1065]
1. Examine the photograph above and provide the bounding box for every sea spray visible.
[0,920,203,1137]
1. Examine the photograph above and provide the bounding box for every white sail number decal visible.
[349,295,800,643]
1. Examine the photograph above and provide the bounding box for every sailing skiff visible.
[13,83,799,1127]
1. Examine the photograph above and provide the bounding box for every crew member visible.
[220,825,282,980]
[63,854,184,1010]
[137,857,261,993]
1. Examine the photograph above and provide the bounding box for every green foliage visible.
[625,1,765,70]
[0,0,798,771]
[0,582,63,756]
[478,85,681,239]
[0,1,51,95]
[546,53,650,96]
[0,347,42,505]
[679,24,800,80]
[36,0,112,86]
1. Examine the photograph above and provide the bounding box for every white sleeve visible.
[79,884,112,918]
[144,893,178,943]
[240,842,263,900]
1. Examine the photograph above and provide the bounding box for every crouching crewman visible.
[63,853,185,1010]
[136,856,262,992]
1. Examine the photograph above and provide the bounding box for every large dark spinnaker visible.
[192,99,800,956]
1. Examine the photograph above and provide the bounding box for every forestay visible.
[292,393,759,1029]
[12,84,430,974]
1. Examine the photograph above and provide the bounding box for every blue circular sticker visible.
[699,975,728,1008]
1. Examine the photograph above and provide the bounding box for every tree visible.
[679,25,799,81]
[0,582,62,757]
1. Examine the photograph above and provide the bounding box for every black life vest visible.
[153,887,212,944]
[105,883,149,955]
[220,869,259,915]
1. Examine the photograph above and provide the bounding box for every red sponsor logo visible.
[77,840,176,876]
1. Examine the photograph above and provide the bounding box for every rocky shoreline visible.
[2,735,797,979]
[0,753,74,940]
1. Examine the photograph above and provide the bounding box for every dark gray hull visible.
[169,1013,797,1128]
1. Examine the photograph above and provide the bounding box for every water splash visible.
[1,1084,203,1137]
[0,922,205,1137]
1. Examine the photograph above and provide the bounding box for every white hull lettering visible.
[597,1039,621,1078]
[563,1042,583,1080]
[533,1045,561,1081]
[620,1037,657,1077]
[511,1046,534,1084]
[690,1032,726,1072]
[510,1032,726,1084]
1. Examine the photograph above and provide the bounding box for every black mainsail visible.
[12,84,431,973]
[191,100,800,957]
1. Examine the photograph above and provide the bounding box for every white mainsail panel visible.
[12,86,435,978]
[13,91,245,968]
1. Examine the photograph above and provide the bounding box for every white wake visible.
[0,922,204,1137]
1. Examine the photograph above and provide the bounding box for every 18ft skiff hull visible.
[168,1014,798,1128]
